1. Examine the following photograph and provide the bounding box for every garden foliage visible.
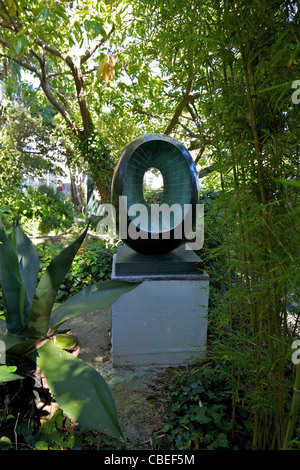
[0,185,77,235]
[0,0,299,451]
[0,220,139,441]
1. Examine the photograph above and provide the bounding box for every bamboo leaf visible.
[93,21,108,39]
[274,178,300,189]
[31,340,123,440]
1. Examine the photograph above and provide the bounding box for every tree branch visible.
[0,0,19,30]
[164,79,193,135]
[0,37,80,136]
[0,38,41,78]
[33,37,91,134]
[80,24,115,65]
[33,52,84,140]
[0,16,14,30]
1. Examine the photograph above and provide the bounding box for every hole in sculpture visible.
[143,168,164,205]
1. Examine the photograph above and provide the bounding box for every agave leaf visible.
[23,227,88,338]
[31,340,123,440]
[9,222,39,323]
[0,332,40,355]
[0,220,25,333]
[49,280,141,332]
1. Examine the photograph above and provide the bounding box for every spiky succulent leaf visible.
[31,340,123,440]
[23,227,88,338]
[9,221,39,324]
[0,220,25,333]
[49,280,141,332]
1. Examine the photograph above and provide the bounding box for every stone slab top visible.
[111,244,209,281]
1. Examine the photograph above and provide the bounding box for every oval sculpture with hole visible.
[111,133,199,255]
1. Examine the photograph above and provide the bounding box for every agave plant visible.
[0,220,139,440]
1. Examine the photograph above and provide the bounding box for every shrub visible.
[36,239,117,301]
[161,362,253,450]
[0,185,77,235]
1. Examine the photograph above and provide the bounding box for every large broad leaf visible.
[0,220,24,333]
[10,222,39,324]
[31,340,123,440]
[49,280,141,332]
[23,227,88,338]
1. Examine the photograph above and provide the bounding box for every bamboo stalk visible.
[206,65,237,438]
[282,363,300,449]
[230,1,286,447]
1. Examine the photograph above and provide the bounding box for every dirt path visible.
[64,307,172,449]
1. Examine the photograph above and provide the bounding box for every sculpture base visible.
[111,245,209,367]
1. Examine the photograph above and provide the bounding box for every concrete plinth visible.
[111,245,209,366]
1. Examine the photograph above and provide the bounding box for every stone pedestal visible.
[111,245,209,366]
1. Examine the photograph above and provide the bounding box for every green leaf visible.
[8,0,17,16]
[274,178,300,188]
[49,280,141,331]
[0,332,39,355]
[0,365,24,383]
[95,22,108,40]
[210,433,229,449]
[0,220,24,333]
[23,227,88,338]
[10,222,39,323]
[14,36,28,57]
[41,7,49,20]
[31,340,123,440]
[34,441,49,450]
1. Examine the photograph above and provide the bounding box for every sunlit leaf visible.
[0,365,24,383]
[96,54,109,80]
[8,0,17,16]
[109,54,117,78]
[103,61,110,84]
